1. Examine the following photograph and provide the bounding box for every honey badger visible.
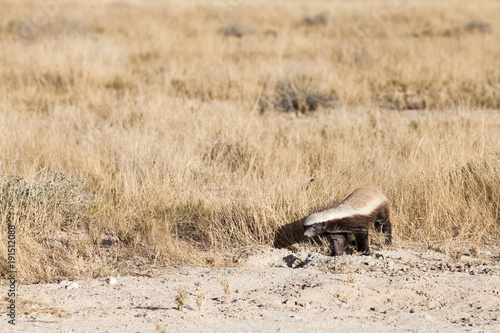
[303,187,392,255]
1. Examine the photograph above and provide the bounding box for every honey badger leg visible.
[382,223,392,245]
[375,204,392,245]
[354,230,370,254]
[327,234,347,256]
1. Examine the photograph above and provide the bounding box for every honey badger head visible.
[303,220,327,237]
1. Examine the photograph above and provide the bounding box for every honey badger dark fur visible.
[303,187,392,255]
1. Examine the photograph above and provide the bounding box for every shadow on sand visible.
[273,218,308,249]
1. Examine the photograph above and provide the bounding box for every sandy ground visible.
[2,246,500,333]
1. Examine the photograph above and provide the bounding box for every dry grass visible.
[218,272,239,303]
[0,296,69,319]
[196,292,207,312]
[0,0,499,283]
[174,288,187,311]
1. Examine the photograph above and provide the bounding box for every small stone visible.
[65,282,79,289]
[107,277,118,285]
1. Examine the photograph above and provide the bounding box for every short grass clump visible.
[463,21,491,34]
[196,292,206,312]
[301,12,329,27]
[174,288,187,311]
[218,22,252,38]
[218,273,239,304]
[259,80,337,114]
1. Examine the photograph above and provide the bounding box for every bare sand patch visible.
[3,247,499,332]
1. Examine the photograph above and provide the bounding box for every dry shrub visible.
[218,22,252,38]
[301,12,329,27]
[381,89,428,110]
[7,18,94,41]
[463,21,491,33]
[260,80,337,114]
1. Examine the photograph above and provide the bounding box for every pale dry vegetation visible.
[0,0,499,283]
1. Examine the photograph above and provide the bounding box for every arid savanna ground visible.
[0,0,499,331]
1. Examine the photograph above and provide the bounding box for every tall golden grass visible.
[0,0,499,282]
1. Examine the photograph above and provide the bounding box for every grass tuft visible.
[260,80,337,114]
[218,22,251,38]
[463,21,491,33]
[301,12,329,27]
[218,273,239,304]
[174,288,187,311]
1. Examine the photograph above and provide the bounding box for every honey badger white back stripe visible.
[303,188,387,226]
